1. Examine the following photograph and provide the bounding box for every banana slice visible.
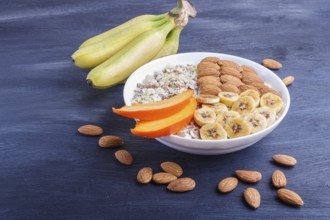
[202,103,228,114]
[218,92,239,107]
[194,107,217,126]
[196,94,220,104]
[254,107,276,127]
[243,113,267,134]
[231,96,256,115]
[225,118,251,138]
[240,89,260,107]
[200,123,227,140]
[260,93,284,113]
[216,110,240,127]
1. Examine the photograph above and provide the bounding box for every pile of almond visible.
[77,124,304,208]
[137,162,196,192]
[217,154,303,209]
[77,125,195,192]
[77,124,132,165]
[197,57,280,96]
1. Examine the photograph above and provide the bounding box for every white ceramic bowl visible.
[124,52,290,155]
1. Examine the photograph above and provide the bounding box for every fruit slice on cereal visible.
[112,90,194,121]
[131,98,197,138]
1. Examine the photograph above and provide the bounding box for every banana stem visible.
[169,0,197,27]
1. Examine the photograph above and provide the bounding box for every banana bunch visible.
[71,0,197,89]
[193,91,284,140]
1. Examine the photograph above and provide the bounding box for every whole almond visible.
[238,84,259,93]
[277,188,304,206]
[78,125,103,136]
[152,172,177,184]
[197,62,220,71]
[201,57,220,63]
[282,76,295,86]
[250,82,281,96]
[199,84,222,96]
[198,68,220,78]
[167,177,196,192]
[198,76,222,88]
[262,59,283,69]
[218,177,238,193]
[220,75,244,87]
[242,65,258,75]
[244,188,261,209]
[220,66,243,79]
[98,135,123,148]
[235,170,262,183]
[272,170,287,188]
[160,162,183,177]
[137,167,153,184]
[272,154,297,166]
[197,75,220,84]
[218,60,243,72]
[221,83,240,94]
[114,150,133,165]
[242,72,264,85]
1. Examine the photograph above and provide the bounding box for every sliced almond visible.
[282,76,295,86]
[262,59,283,69]
[277,188,304,206]
[218,177,238,193]
[98,135,124,148]
[235,170,262,183]
[272,154,297,167]
[160,162,183,177]
[272,170,287,188]
[244,188,261,209]
[114,149,133,165]
[78,125,103,136]
[137,167,153,184]
[167,177,196,192]
[152,172,177,184]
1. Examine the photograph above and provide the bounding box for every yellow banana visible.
[72,15,170,69]
[78,13,167,48]
[152,27,183,60]
[86,18,176,89]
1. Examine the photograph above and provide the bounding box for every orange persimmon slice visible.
[130,98,197,138]
[112,90,194,121]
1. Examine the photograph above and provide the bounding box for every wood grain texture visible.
[1,0,330,219]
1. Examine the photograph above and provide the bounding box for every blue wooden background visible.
[1,0,330,219]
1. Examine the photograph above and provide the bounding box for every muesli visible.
[132,64,198,104]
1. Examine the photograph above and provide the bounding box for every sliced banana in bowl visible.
[200,123,227,140]
[225,118,251,138]
[231,96,256,115]
[193,107,216,126]
[243,112,268,134]
[260,93,284,113]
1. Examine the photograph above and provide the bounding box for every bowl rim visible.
[123,52,290,148]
